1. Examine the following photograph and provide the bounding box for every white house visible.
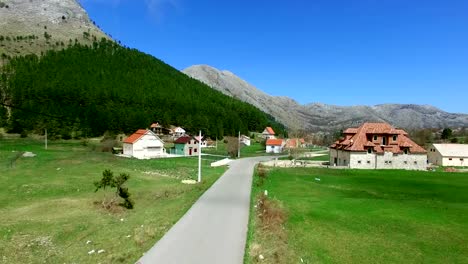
[329,122,427,170]
[172,127,186,138]
[240,135,251,146]
[123,129,166,159]
[428,144,468,166]
[194,136,208,148]
[262,127,276,139]
[266,138,284,154]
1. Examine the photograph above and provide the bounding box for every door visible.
[189,148,192,155]
[334,157,337,165]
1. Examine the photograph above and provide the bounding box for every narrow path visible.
[136,156,273,264]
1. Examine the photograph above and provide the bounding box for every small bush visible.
[100,139,117,152]
[94,169,134,209]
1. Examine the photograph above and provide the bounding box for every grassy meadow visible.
[246,167,468,264]
[0,137,226,263]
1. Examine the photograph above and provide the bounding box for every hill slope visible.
[183,65,468,131]
[0,0,108,59]
[0,41,284,138]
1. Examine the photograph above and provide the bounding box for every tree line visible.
[0,39,285,139]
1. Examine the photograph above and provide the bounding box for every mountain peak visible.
[183,64,468,131]
[0,0,108,58]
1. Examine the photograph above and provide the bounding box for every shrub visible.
[94,169,134,209]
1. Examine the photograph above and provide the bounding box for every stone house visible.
[329,122,427,170]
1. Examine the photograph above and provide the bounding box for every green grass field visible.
[246,167,468,264]
[0,138,226,263]
[203,141,269,157]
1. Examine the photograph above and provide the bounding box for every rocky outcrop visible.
[0,0,108,57]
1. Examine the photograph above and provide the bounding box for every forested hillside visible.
[0,39,284,138]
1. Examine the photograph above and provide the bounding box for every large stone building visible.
[330,123,427,170]
[428,144,468,166]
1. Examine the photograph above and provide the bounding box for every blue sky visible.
[80,0,468,113]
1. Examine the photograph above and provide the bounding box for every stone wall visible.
[331,149,427,170]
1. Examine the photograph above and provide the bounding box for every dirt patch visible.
[249,194,291,263]
[444,167,458,172]
[93,197,125,214]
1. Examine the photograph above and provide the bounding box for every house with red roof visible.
[174,136,200,156]
[285,138,306,149]
[123,129,166,159]
[262,127,276,139]
[149,122,170,135]
[330,122,427,170]
[266,138,284,154]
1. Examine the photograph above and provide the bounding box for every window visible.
[373,135,377,141]
[449,158,452,161]
[414,161,417,164]
[382,137,387,145]
[367,161,371,164]
[404,148,408,154]
[389,161,392,164]
[385,161,388,164]
[194,149,197,153]
[367,148,372,154]
[393,135,397,141]
[461,158,464,161]
[404,161,408,164]
[358,160,361,164]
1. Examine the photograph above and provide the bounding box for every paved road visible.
[136,156,273,264]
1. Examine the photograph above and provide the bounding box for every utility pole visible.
[45,128,47,150]
[198,130,202,183]
[238,131,241,158]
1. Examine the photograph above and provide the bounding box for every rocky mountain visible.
[0,0,108,59]
[183,65,468,131]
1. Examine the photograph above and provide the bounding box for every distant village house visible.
[240,135,251,146]
[174,136,200,156]
[266,138,284,154]
[262,127,276,139]
[171,127,186,138]
[329,122,427,170]
[123,129,166,159]
[150,122,170,135]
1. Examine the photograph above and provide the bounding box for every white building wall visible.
[441,157,466,167]
[124,133,166,159]
[266,145,282,154]
[427,147,442,165]
[123,143,133,156]
[331,149,427,170]
[349,152,376,169]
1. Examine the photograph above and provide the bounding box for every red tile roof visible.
[264,127,275,135]
[266,139,283,146]
[124,129,149,144]
[174,136,193,144]
[150,122,162,128]
[330,122,426,154]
